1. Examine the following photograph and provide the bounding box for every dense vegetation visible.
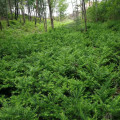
[0,19,120,119]
[87,0,120,22]
[0,0,120,119]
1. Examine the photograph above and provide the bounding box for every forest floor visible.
[0,19,120,120]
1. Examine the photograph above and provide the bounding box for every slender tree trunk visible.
[20,0,25,24]
[15,0,17,20]
[39,13,41,23]
[27,0,30,20]
[95,0,98,22]
[81,0,84,19]
[48,0,54,29]
[71,0,74,19]
[15,0,18,20]
[5,0,10,26]
[35,0,38,27]
[37,0,41,23]
[8,0,13,20]
[17,1,19,18]
[82,0,87,31]
[21,9,25,24]
[30,7,32,21]
[19,9,22,23]
[76,0,79,18]
[27,0,31,21]
[44,12,47,32]
[89,0,90,6]
[39,0,42,23]
[0,21,2,31]
[43,1,47,32]
[34,8,36,23]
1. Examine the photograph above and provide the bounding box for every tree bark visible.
[5,0,10,26]
[27,0,31,21]
[71,0,74,19]
[17,1,19,18]
[82,0,87,31]
[0,21,2,31]
[95,0,98,22]
[15,0,19,20]
[76,0,79,18]
[20,0,25,24]
[43,1,47,32]
[48,0,54,29]
[81,0,84,19]
[19,9,21,23]
[15,0,17,20]
[38,0,42,23]
[8,0,13,20]
[43,12,47,32]
[35,0,38,26]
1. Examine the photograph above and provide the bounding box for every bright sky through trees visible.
[66,0,102,14]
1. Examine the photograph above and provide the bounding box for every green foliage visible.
[87,0,120,22]
[57,0,68,20]
[0,20,120,119]
[0,0,7,18]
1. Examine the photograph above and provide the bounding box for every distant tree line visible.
[87,0,120,22]
[71,0,120,31]
[0,0,120,32]
[0,0,68,31]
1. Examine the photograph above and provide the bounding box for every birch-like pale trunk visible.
[95,0,98,22]
[48,0,54,29]
[20,0,25,24]
[82,0,87,31]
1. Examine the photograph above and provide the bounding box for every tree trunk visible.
[44,12,47,32]
[81,0,84,19]
[82,0,87,31]
[48,0,54,29]
[76,0,79,18]
[38,0,42,23]
[0,21,2,31]
[71,0,74,19]
[27,0,31,21]
[17,1,19,19]
[20,0,25,24]
[35,0,38,27]
[19,9,21,23]
[39,14,41,23]
[15,0,17,20]
[21,9,25,24]
[89,0,90,6]
[15,0,18,20]
[5,0,10,26]
[95,0,98,22]
[43,1,47,32]
[8,0,13,20]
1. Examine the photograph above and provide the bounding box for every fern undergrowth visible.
[0,20,120,120]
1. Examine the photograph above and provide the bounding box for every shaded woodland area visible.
[0,0,120,120]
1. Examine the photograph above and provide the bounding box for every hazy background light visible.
[66,0,102,14]
[23,0,102,17]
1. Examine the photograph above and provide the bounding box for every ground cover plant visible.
[0,19,120,120]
